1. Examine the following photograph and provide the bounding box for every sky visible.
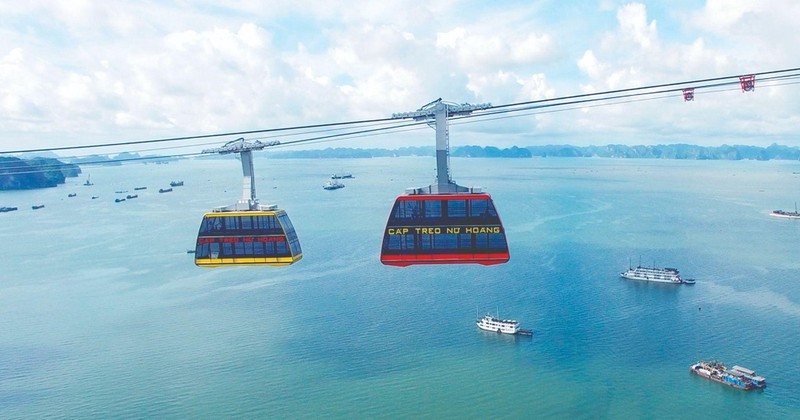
[1,0,800,156]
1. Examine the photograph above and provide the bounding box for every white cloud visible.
[436,27,466,49]
[616,3,657,49]
[695,0,759,33]
[436,27,554,70]
[467,71,554,103]
[56,73,94,104]
[577,50,605,81]
[0,1,799,151]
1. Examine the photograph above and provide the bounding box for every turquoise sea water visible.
[1,157,799,418]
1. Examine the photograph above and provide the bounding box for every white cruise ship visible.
[620,265,684,284]
[476,313,520,334]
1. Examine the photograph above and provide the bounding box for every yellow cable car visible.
[195,209,302,267]
[194,138,302,267]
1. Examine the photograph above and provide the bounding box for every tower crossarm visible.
[202,137,280,155]
[391,99,492,120]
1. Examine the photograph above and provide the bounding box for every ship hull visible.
[620,273,682,284]
[770,212,800,219]
[476,323,517,334]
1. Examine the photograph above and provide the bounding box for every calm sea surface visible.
[1,157,799,419]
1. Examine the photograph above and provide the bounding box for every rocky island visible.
[0,156,80,190]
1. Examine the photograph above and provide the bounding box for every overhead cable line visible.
[8,75,800,177]
[456,72,800,123]
[3,122,432,176]
[0,116,402,155]
[487,67,800,111]
[2,67,799,156]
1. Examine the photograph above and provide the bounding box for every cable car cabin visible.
[381,193,509,267]
[194,209,303,267]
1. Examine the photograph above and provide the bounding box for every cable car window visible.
[385,234,411,251]
[284,218,294,231]
[474,234,488,249]
[447,200,467,218]
[253,241,264,255]
[200,217,223,234]
[277,214,292,231]
[470,199,488,218]
[486,200,498,217]
[276,241,288,255]
[222,242,233,256]
[269,215,281,230]
[212,242,220,256]
[459,233,473,249]
[260,241,272,255]
[224,217,237,231]
[489,233,507,249]
[424,200,442,218]
[419,234,433,250]
[391,201,412,219]
[438,233,458,249]
[240,216,252,231]
[277,213,302,255]
[385,236,399,250]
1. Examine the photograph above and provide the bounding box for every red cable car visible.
[380,99,509,267]
[381,191,509,266]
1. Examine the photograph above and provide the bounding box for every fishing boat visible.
[690,361,765,390]
[126,194,138,199]
[170,180,184,187]
[331,172,354,179]
[770,202,800,219]
[323,180,345,190]
[32,204,45,210]
[159,188,173,193]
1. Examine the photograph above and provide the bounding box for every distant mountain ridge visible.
[3,143,797,191]
[268,143,800,160]
[526,143,800,160]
